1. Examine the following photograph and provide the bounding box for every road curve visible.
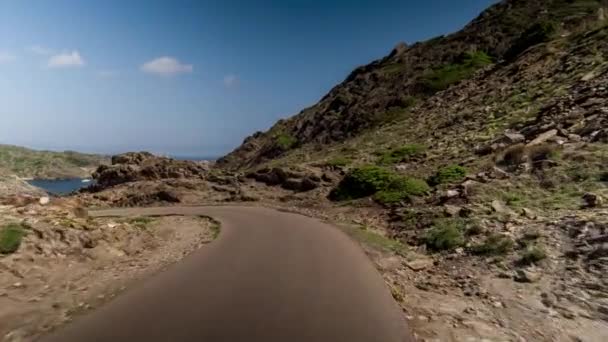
[40,206,413,342]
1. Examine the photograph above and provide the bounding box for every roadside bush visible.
[373,178,430,205]
[428,165,467,186]
[329,166,395,201]
[424,219,466,251]
[377,144,426,164]
[0,223,27,254]
[470,234,514,255]
[329,166,429,202]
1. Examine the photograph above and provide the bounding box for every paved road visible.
[40,206,413,342]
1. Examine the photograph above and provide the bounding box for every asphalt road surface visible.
[40,206,413,342]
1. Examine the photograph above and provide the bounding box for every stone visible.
[491,200,511,214]
[406,258,434,271]
[582,193,603,208]
[527,129,558,146]
[503,131,525,144]
[39,196,50,205]
[521,208,537,219]
[514,269,541,283]
[445,189,460,198]
[444,205,462,217]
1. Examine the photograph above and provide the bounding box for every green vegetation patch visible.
[377,144,426,165]
[129,216,155,229]
[428,165,467,186]
[324,156,352,168]
[424,218,466,252]
[340,223,407,256]
[470,234,514,255]
[0,223,28,254]
[274,133,298,150]
[329,165,429,202]
[519,245,547,265]
[421,51,493,92]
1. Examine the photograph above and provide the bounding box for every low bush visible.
[325,156,351,168]
[0,223,27,254]
[330,166,429,202]
[377,144,426,164]
[470,234,514,255]
[428,165,467,186]
[329,166,395,201]
[274,133,298,150]
[519,246,547,265]
[424,219,466,251]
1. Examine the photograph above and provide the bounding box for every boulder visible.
[527,129,558,146]
[514,269,541,283]
[38,197,50,206]
[582,192,603,208]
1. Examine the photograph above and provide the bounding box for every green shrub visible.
[329,166,429,202]
[274,133,298,150]
[421,51,493,92]
[373,190,410,205]
[329,166,395,201]
[129,217,155,229]
[0,223,27,254]
[470,234,514,255]
[325,156,351,168]
[505,21,557,60]
[377,144,426,164]
[389,177,430,196]
[428,165,467,185]
[373,177,429,205]
[519,246,547,265]
[424,219,466,251]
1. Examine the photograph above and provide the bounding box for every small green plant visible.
[129,217,155,229]
[210,222,221,239]
[325,156,351,168]
[428,165,467,186]
[424,219,466,251]
[0,223,27,254]
[377,144,426,164]
[421,51,493,92]
[274,133,298,150]
[470,234,514,255]
[519,246,547,265]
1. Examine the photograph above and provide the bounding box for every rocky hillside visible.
[218,0,608,169]
[0,145,108,179]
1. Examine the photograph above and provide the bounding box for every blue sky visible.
[0,0,498,157]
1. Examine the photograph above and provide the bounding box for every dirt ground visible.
[0,206,215,342]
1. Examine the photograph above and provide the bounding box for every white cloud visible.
[223,74,238,87]
[140,56,193,76]
[47,51,85,68]
[27,45,53,55]
[0,52,16,64]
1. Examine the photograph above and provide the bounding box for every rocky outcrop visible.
[90,152,209,190]
[246,167,321,192]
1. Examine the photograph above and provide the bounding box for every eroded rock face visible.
[90,152,209,190]
[246,167,321,192]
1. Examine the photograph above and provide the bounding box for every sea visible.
[27,178,94,195]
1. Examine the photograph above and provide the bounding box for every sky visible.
[0,0,498,157]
